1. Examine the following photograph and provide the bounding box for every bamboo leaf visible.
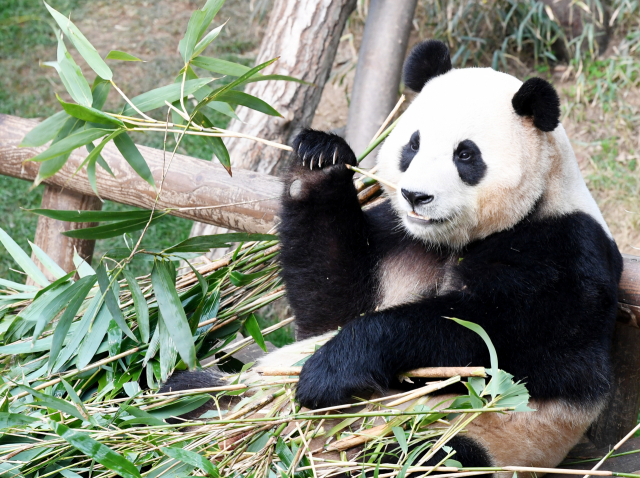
[180,9,207,62]
[73,249,96,277]
[146,395,210,419]
[107,318,122,356]
[245,74,310,85]
[207,101,240,120]
[18,385,85,421]
[392,426,408,454]
[61,214,165,240]
[33,116,85,185]
[0,278,38,292]
[49,275,97,371]
[164,233,276,254]
[45,2,113,80]
[161,447,218,476]
[151,260,196,369]
[20,110,69,147]
[447,318,499,397]
[0,413,40,428]
[198,0,225,39]
[244,314,267,352]
[192,22,226,58]
[229,270,268,287]
[122,78,214,116]
[106,50,143,62]
[96,263,137,342]
[49,420,142,478]
[191,57,254,76]
[57,95,123,126]
[55,33,93,107]
[30,208,153,223]
[217,90,281,117]
[61,379,96,426]
[29,128,110,162]
[123,269,149,343]
[76,302,111,369]
[0,226,49,287]
[113,133,156,188]
[92,76,111,109]
[158,312,177,382]
[28,241,66,280]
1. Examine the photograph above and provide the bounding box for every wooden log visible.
[0,114,282,234]
[587,316,640,448]
[31,185,102,281]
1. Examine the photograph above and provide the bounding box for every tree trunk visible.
[190,0,357,240]
[345,0,417,166]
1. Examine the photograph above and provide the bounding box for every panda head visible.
[376,40,603,249]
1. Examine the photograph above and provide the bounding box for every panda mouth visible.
[407,211,444,225]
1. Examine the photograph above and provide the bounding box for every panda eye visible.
[410,142,419,152]
[458,150,471,161]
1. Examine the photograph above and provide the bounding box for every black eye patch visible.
[400,130,420,172]
[453,139,486,186]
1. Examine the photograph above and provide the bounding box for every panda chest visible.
[375,245,460,310]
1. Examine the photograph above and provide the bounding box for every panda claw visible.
[319,152,324,168]
[302,153,307,167]
[333,148,338,165]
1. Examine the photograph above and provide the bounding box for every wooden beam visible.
[0,114,282,234]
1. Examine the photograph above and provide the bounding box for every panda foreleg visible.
[280,129,378,338]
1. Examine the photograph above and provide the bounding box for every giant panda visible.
[163,40,623,470]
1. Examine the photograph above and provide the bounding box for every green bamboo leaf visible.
[20,110,69,147]
[191,57,253,76]
[76,302,111,369]
[0,413,40,428]
[200,288,220,324]
[33,116,85,186]
[29,208,152,223]
[0,278,38,292]
[28,241,66,280]
[96,263,137,342]
[0,226,49,287]
[120,404,165,426]
[207,101,240,120]
[229,270,268,287]
[49,275,97,371]
[217,90,281,117]
[192,111,231,173]
[245,74,310,85]
[57,95,123,126]
[18,385,85,421]
[61,215,165,240]
[29,128,110,162]
[244,314,267,352]
[447,317,499,397]
[164,233,276,254]
[123,269,149,343]
[180,9,207,62]
[107,318,122,356]
[121,78,213,116]
[55,33,93,107]
[198,0,225,39]
[158,312,178,382]
[192,21,226,58]
[44,2,112,80]
[161,447,218,476]
[49,420,142,478]
[73,129,124,188]
[61,379,96,426]
[86,144,101,198]
[106,50,143,62]
[392,426,408,454]
[92,76,111,109]
[113,133,156,188]
[73,249,96,277]
[146,395,210,419]
[151,260,196,369]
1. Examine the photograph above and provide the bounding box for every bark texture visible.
[190,0,357,239]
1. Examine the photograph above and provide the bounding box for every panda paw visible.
[295,345,376,409]
[292,129,357,172]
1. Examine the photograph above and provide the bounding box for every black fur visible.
[159,369,222,422]
[403,40,452,92]
[512,77,561,132]
[280,132,623,409]
[400,130,420,172]
[453,139,486,186]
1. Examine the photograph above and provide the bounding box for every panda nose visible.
[401,189,434,208]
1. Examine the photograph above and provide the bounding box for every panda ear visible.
[511,78,561,132]
[403,40,452,92]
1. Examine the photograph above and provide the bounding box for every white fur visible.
[377,67,610,249]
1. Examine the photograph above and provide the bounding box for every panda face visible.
[377,67,552,249]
